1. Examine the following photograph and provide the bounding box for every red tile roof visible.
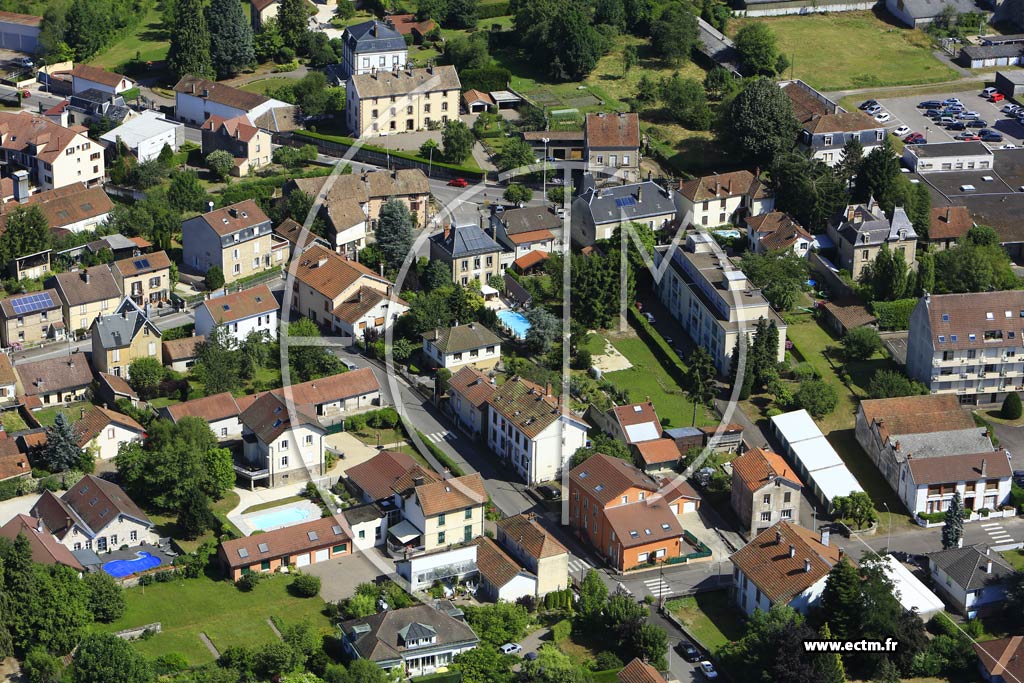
[291,245,390,301]
[929,206,973,241]
[604,495,684,549]
[512,250,549,271]
[585,112,640,149]
[71,64,131,89]
[635,439,681,466]
[923,291,1024,351]
[975,636,1024,682]
[732,447,803,493]
[0,514,83,570]
[447,366,495,408]
[618,658,664,683]
[907,449,1011,485]
[495,513,567,559]
[678,170,769,202]
[414,473,486,517]
[165,392,242,424]
[198,284,276,324]
[196,199,269,237]
[859,394,977,444]
[569,453,660,507]
[74,405,145,446]
[346,450,420,501]
[613,401,662,443]
[220,516,349,569]
[0,436,29,481]
[161,335,204,362]
[469,535,528,588]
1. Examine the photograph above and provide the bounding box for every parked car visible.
[918,100,942,109]
[983,87,999,97]
[991,93,1006,103]
[958,111,980,120]
[893,125,912,137]
[1004,103,1021,113]
[675,641,702,662]
[905,136,926,145]
[699,661,719,679]
[967,120,990,128]
[943,97,962,105]
[1014,470,1024,486]
[982,132,1005,142]
[874,112,891,123]
[524,652,538,662]
[13,57,31,68]
[866,104,883,115]
[904,133,925,143]
[537,484,561,501]
[946,121,966,131]
[859,99,878,110]
[643,312,656,323]
[1002,143,1018,149]
[500,644,522,655]
[956,133,982,141]
[939,116,957,125]
[447,177,469,187]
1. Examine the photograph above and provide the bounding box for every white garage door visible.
[682,501,697,513]
[314,549,330,563]
[295,553,311,567]
[669,504,679,514]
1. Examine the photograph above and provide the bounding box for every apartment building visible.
[0,289,63,348]
[346,65,461,136]
[195,284,278,343]
[90,298,162,378]
[583,113,640,183]
[654,233,788,375]
[906,291,1024,405]
[340,19,408,78]
[0,111,104,190]
[109,250,171,306]
[422,323,502,371]
[182,200,285,285]
[238,391,325,489]
[827,199,917,280]
[676,170,774,229]
[730,448,803,538]
[200,114,272,177]
[486,376,588,485]
[289,244,406,339]
[571,177,678,246]
[47,266,121,335]
[429,224,503,286]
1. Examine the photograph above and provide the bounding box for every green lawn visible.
[606,335,712,429]
[352,427,407,447]
[149,491,241,554]
[96,573,332,666]
[0,409,28,433]
[239,78,294,97]
[666,591,745,655]
[89,2,169,75]
[33,401,93,427]
[729,11,957,91]
[1002,549,1024,571]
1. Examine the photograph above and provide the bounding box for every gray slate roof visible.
[577,180,677,226]
[892,428,993,459]
[927,544,1013,590]
[888,206,918,241]
[831,202,897,247]
[340,603,479,665]
[91,298,159,350]
[430,224,500,259]
[961,43,1023,60]
[422,322,501,354]
[895,0,984,19]
[48,267,121,307]
[492,206,561,235]
[344,20,406,54]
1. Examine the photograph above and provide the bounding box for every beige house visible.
[238,391,326,489]
[345,65,461,136]
[75,405,145,461]
[677,170,775,229]
[0,111,104,191]
[827,199,917,280]
[289,244,402,338]
[0,288,63,348]
[90,298,162,378]
[422,323,501,371]
[200,114,272,177]
[47,266,122,336]
[583,113,640,183]
[182,200,287,285]
[391,472,487,554]
[110,250,171,306]
[429,224,503,286]
[31,475,157,553]
[730,448,804,539]
[14,352,92,407]
[495,513,569,597]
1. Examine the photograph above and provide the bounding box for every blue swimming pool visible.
[497,309,531,340]
[103,551,162,578]
[248,506,312,531]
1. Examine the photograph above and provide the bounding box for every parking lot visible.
[870,89,1024,149]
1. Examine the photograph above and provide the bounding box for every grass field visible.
[0,409,28,433]
[97,573,332,666]
[667,591,745,655]
[240,78,294,96]
[149,491,241,554]
[33,401,92,427]
[730,11,957,91]
[1002,549,1024,570]
[607,335,712,429]
[89,3,169,75]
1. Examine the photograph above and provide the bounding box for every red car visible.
[990,92,1005,102]
[447,177,469,187]
[956,134,981,141]
[904,133,925,143]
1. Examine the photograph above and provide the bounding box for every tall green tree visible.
[167,0,214,79]
[0,206,50,266]
[524,307,559,354]
[686,347,715,425]
[83,572,125,624]
[167,170,210,213]
[277,0,309,49]
[577,569,608,628]
[496,136,535,172]
[735,22,785,75]
[814,622,847,683]
[376,199,415,273]
[750,316,781,390]
[287,318,346,381]
[193,325,241,395]
[441,120,475,163]
[650,3,699,65]
[660,74,711,129]
[942,491,964,549]
[41,413,86,473]
[71,633,153,683]
[545,0,608,80]
[916,251,935,295]
[770,153,847,231]
[719,77,800,165]
[206,0,255,78]
[819,559,863,641]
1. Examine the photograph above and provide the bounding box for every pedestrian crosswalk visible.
[422,431,457,444]
[981,521,1014,545]
[568,556,590,576]
[642,576,674,599]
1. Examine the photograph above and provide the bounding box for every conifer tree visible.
[813,623,847,683]
[168,0,214,79]
[942,492,965,549]
[207,0,255,79]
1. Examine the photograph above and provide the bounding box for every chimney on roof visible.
[443,224,450,241]
[986,559,993,573]
[412,475,424,486]
[820,528,830,547]
[546,382,552,397]
[12,170,28,203]
[846,205,855,222]
[82,270,90,284]
[982,458,987,477]
[838,547,845,561]
[894,440,900,452]
[788,544,796,558]
[775,529,782,545]
[317,257,328,268]
[64,515,70,530]
[80,406,85,419]
[946,208,951,222]
[804,559,812,573]
[229,208,238,218]
[207,200,214,213]
[636,185,642,203]
[35,518,42,533]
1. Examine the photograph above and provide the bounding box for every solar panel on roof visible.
[615,196,636,207]
[133,258,150,270]
[10,292,54,315]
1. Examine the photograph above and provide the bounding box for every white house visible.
[75,405,145,461]
[100,110,183,162]
[676,170,774,229]
[162,392,245,442]
[900,451,1012,516]
[173,75,293,128]
[238,392,326,489]
[927,545,1014,617]
[395,544,479,592]
[469,536,538,603]
[340,20,408,78]
[422,323,502,371]
[730,522,850,616]
[901,141,994,173]
[30,474,157,553]
[486,376,589,485]
[70,64,135,96]
[194,284,278,344]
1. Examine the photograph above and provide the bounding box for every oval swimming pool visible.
[497,309,531,340]
[248,505,313,531]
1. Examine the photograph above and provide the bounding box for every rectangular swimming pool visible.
[497,309,531,340]
[247,505,313,531]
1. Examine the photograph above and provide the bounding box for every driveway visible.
[325,432,379,475]
[303,545,391,602]
[988,418,1024,462]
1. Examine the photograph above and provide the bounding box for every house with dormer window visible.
[340,603,479,677]
[30,474,156,553]
[218,517,351,580]
[237,391,325,489]
[827,199,917,280]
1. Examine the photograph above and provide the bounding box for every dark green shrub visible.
[1002,392,1022,420]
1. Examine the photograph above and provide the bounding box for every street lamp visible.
[882,502,892,553]
[658,563,665,609]
[925,126,930,143]
[542,137,550,206]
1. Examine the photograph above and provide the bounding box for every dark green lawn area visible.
[666,591,745,655]
[607,335,712,429]
[0,409,28,433]
[96,573,332,667]
[149,491,241,554]
[33,401,93,427]
[89,3,169,76]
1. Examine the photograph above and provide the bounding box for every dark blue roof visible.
[430,224,500,258]
[344,20,407,54]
